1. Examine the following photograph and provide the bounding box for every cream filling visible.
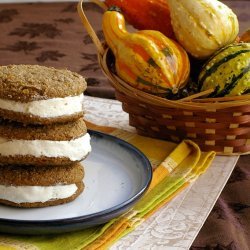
[0,133,91,161]
[0,94,84,118]
[0,184,78,203]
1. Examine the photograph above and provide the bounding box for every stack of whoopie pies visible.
[0,65,91,208]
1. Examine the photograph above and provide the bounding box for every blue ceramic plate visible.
[0,130,152,235]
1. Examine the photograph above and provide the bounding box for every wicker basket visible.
[78,0,250,155]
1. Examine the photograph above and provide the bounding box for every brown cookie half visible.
[0,108,84,126]
[0,65,86,124]
[0,118,91,166]
[0,163,84,186]
[0,164,85,208]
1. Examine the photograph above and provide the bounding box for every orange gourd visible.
[104,0,174,38]
[240,30,250,43]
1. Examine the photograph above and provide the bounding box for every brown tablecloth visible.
[0,1,249,249]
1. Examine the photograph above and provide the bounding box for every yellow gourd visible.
[167,0,239,59]
[102,7,190,95]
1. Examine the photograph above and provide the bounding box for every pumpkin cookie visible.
[0,163,84,208]
[0,118,91,166]
[0,65,86,124]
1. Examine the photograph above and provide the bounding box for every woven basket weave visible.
[78,0,250,155]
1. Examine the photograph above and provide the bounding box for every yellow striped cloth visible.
[0,122,215,250]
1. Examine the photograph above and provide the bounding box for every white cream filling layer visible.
[0,184,78,203]
[0,94,84,118]
[0,133,91,161]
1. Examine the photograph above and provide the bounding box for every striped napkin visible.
[0,122,215,250]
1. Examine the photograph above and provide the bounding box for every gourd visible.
[102,7,190,95]
[198,43,250,97]
[104,0,174,38]
[167,0,239,59]
[240,30,250,43]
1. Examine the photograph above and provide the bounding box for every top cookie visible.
[0,65,87,124]
[0,65,86,102]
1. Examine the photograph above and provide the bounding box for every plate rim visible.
[0,130,152,228]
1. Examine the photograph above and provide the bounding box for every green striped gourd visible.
[198,43,250,97]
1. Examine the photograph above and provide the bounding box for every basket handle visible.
[177,88,214,102]
[77,0,106,56]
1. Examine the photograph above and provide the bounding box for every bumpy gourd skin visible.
[199,43,250,97]
[102,8,190,95]
[167,0,239,59]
